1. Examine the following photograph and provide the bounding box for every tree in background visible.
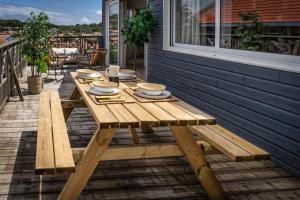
[121,5,155,70]
[234,12,265,51]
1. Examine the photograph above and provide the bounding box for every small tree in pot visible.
[121,5,155,70]
[21,12,50,94]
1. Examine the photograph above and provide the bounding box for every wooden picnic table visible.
[58,72,225,200]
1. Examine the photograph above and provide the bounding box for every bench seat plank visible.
[207,125,270,160]
[191,125,270,161]
[50,92,75,173]
[36,91,75,174]
[192,126,253,161]
[36,92,55,174]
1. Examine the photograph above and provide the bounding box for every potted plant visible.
[21,12,50,94]
[121,5,155,70]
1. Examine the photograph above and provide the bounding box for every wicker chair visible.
[46,50,66,81]
[76,48,107,70]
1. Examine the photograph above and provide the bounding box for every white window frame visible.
[105,0,120,65]
[163,0,300,73]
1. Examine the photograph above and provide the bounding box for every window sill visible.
[163,46,300,74]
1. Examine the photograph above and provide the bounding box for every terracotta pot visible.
[28,76,43,94]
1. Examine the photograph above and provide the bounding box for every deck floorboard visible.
[0,67,300,199]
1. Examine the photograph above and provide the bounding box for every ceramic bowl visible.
[137,83,166,96]
[92,81,118,93]
[77,69,102,78]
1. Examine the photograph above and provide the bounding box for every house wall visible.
[102,0,300,176]
[147,0,300,176]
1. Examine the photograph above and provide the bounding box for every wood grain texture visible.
[191,125,265,161]
[155,102,197,125]
[206,125,270,160]
[50,91,75,173]
[123,103,159,127]
[139,103,178,126]
[170,126,225,200]
[35,92,55,174]
[106,104,139,128]
[58,128,117,200]
[72,141,215,162]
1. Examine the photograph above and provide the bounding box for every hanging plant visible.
[121,5,155,70]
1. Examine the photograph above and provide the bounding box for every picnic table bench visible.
[36,91,75,174]
[36,72,270,200]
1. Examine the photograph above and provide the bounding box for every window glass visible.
[108,2,119,64]
[175,0,215,46]
[220,0,300,56]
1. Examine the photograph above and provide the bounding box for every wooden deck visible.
[1,67,300,199]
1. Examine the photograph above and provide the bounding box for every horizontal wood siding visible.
[148,0,300,177]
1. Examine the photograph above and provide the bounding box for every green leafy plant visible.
[234,12,265,51]
[121,5,155,69]
[20,12,51,76]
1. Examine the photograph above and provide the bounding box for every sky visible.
[0,0,103,25]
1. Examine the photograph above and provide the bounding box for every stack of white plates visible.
[136,83,171,99]
[77,69,103,79]
[119,69,136,80]
[88,81,120,96]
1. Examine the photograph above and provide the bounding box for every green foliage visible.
[121,5,155,68]
[20,12,51,76]
[121,5,155,49]
[234,12,265,51]
[0,18,102,35]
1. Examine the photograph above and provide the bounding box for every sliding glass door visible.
[107,0,119,65]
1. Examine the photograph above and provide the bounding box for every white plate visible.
[88,87,120,96]
[79,73,102,79]
[120,74,136,80]
[93,86,119,93]
[135,90,171,99]
[139,89,164,96]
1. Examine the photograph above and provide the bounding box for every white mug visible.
[106,65,120,77]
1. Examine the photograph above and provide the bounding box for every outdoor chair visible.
[76,48,107,70]
[46,50,66,81]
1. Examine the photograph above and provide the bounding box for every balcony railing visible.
[0,39,26,112]
[48,35,104,54]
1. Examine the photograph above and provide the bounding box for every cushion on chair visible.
[52,48,66,56]
[65,48,80,56]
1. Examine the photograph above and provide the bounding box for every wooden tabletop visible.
[70,72,215,128]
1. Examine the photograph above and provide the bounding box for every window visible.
[174,0,215,46]
[220,0,300,56]
[164,0,300,70]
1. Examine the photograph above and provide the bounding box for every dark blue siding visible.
[148,0,300,176]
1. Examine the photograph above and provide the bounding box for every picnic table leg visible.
[169,126,225,200]
[58,127,117,200]
[63,87,81,121]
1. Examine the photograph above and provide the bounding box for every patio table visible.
[58,72,225,200]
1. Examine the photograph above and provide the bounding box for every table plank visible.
[106,104,139,128]
[172,101,216,125]
[155,102,197,125]
[123,103,160,127]
[70,73,119,128]
[139,103,177,126]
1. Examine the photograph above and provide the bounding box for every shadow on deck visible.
[1,67,300,199]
